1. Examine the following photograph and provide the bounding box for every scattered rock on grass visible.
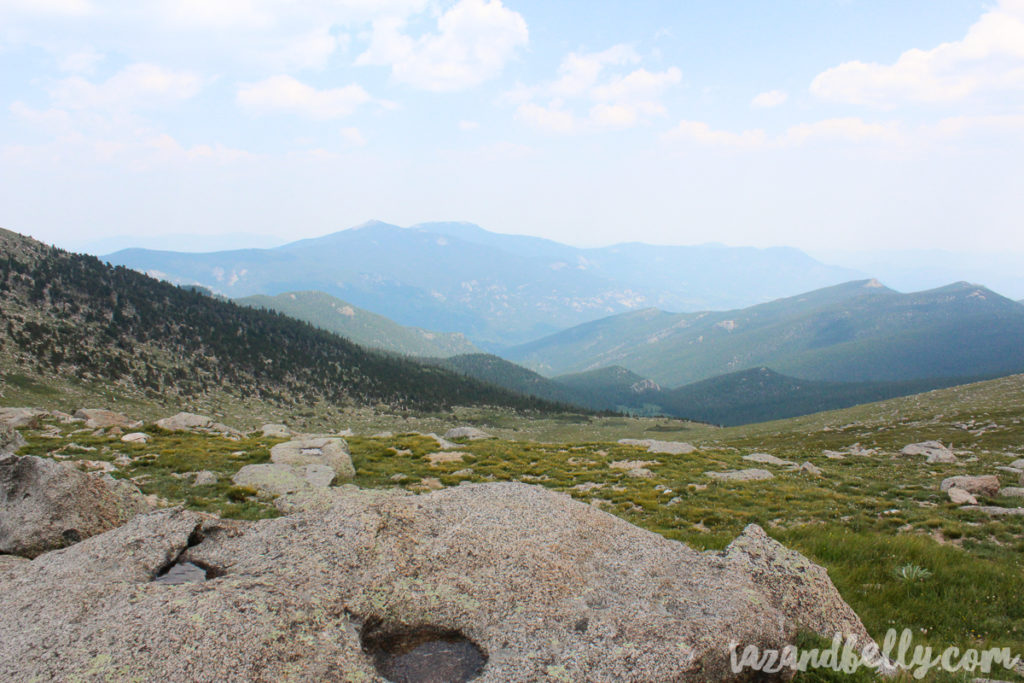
[800,462,823,476]
[444,427,492,441]
[706,469,774,482]
[426,452,468,467]
[232,463,336,496]
[940,475,1000,497]
[74,409,140,430]
[156,412,242,438]
[902,441,957,464]
[618,439,695,455]
[0,408,48,429]
[121,432,150,444]
[270,438,355,480]
[743,453,796,467]
[947,487,978,505]
[998,487,1024,498]
[261,424,292,439]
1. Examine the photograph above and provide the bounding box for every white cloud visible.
[811,0,1024,107]
[782,118,901,146]
[49,63,203,112]
[0,0,92,16]
[514,45,681,133]
[357,0,528,91]
[237,75,372,119]
[751,89,787,108]
[458,119,479,130]
[663,120,766,147]
[339,126,366,146]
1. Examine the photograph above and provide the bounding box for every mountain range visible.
[0,228,564,415]
[237,291,479,358]
[505,279,1024,387]
[104,220,863,346]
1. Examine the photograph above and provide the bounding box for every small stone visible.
[743,453,797,467]
[706,469,774,482]
[626,468,655,479]
[192,471,218,487]
[800,462,823,476]
[947,487,978,505]
[121,432,150,444]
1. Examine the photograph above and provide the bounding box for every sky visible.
[2,0,1024,257]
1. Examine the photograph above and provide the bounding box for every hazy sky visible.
[2,0,1023,254]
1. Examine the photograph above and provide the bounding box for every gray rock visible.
[156,412,241,437]
[800,462,823,476]
[0,407,48,429]
[1,425,25,456]
[743,453,796,467]
[192,471,219,487]
[1009,458,1024,470]
[963,505,1024,517]
[424,432,460,450]
[269,438,354,480]
[0,483,880,682]
[618,439,696,455]
[902,441,957,464]
[940,475,1000,497]
[626,467,655,479]
[444,426,492,441]
[120,432,150,444]
[73,408,139,429]
[706,469,774,482]
[231,463,336,496]
[260,423,291,439]
[995,466,1023,476]
[997,487,1024,498]
[947,487,978,505]
[0,454,150,558]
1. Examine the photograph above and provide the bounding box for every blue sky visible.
[2,0,1023,255]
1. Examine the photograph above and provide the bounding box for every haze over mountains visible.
[105,220,863,346]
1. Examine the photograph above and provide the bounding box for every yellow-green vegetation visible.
[8,373,1024,680]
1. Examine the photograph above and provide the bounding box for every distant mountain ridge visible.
[505,279,1024,387]
[104,220,863,345]
[237,291,479,358]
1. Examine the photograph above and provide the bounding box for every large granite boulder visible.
[0,483,880,681]
[0,454,150,558]
[444,426,492,441]
[940,475,1000,497]
[901,441,957,464]
[156,412,242,437]
[73,408,140,429]
[619,438,697,455]
[231,463,336,496]
[270,437,354,479]
[0,407,48,429]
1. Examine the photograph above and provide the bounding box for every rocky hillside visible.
[0,228,566,414]
[506,279,1024,386]
[104,220,862,345]
[237,290,480,358]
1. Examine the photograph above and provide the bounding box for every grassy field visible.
[7,373,1024,680]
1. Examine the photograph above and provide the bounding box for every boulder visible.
[947,487,978,505]
[424,432,460,450]
[231,463,336,496]
[800,462,823,476]
[156,412,242,437]
[192,471,218,487]
[269,438,354,480]
[1,425,25,456]
[260,423,292,439]
[444,426,492,441]
[0,407,48,429]
[1009,458,1024,470]
[618,438,696,455]
[940,475,1000,497]
[73,409,139,429]
[0,483,881,682]
[902,441,957,464]
[626,467,655,479]
[706,469,774,482]
[0,454,150,558]
[998,487,1024,498]
[743,453,796,467]
[121,432,150,444]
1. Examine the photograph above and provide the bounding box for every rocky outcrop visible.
[940,475,1000,497]
[901,441,957,464]
[444,426,492,441]
[156,412,243,437]
[269,437,354,479]
[0,425,25,456]
[0,454,150,558]
[73,408,140,429]
[0,407,48,429]
[619,438,696,455]
[0,483,879,682]
[743,453,796,467]
[231,463,336,496]
[706,469,774,482]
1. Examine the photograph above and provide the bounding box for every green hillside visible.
[0,229,564,415]
[425,353,584,407]
[554,366,663,413]
[506,279,1024,387]
[237,290,479,358]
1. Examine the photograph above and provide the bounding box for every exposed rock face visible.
[0,425,25,456]
[231,463,336,496]
[619,438,696,455]
[743,453,796,467]
[261,423,292,438]
[901,441,957,464]
[0,483,878,682]
[947,487,978,505]
[156,412,243,437]
[0,407,48,429]
[0,454,150,558]
[706,469,774,482]
[444,426,492,441]
[940,475,1000,497]
[269,437,354,479]
[73,408,139,429]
